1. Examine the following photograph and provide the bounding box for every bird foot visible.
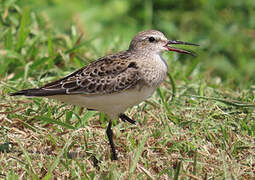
[119,113,136,124]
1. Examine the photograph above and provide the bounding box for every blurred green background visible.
[1,0,255,88]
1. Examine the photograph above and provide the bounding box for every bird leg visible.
[106,120,118,160]
[119,113,136,124]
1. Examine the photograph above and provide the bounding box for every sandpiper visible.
[10,30,198,160]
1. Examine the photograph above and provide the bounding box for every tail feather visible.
[10,88,66,97]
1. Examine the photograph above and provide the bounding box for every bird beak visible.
[165,40,199,56]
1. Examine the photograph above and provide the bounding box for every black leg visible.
[119,113,136,124]
[106,121,118,160]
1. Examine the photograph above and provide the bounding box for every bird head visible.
[129,30,199,56]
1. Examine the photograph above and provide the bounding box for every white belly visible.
[49,87,155,118]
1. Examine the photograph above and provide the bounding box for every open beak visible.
[165,40,199,56]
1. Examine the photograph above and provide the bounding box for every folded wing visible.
[11,52,141,97]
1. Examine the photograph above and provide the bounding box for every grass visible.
[1,0,255,179]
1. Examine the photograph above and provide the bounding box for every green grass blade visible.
[35,116,76,129]
[157,87,171,114]
[173,161,182,180]
[193,149,197,175]
[5,28,13,50]
[167,72,176,101]
[129,133,148,179]
[16,8,30,52]
[188,95,255,108]
[185,57,200,78]
[42,131,75,180]
[15,138,37,178]
[30,57,52,69]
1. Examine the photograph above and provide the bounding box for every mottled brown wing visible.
[41,52,141,95]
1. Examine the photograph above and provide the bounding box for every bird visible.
[10,30,198,160]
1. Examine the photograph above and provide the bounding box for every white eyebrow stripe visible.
[142,36,149,40]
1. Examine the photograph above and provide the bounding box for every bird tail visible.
[10,88,65,97]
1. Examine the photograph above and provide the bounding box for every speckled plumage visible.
[11,30,198,160]
[11,30,173,116]
[10,29,199,118]
[41,51,141,95]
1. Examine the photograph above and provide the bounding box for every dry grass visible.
[1,80,255,179]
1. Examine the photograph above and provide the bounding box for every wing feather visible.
[41,51,141,95]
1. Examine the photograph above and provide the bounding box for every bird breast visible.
[138,54,168,87]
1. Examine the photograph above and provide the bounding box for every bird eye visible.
[148,37,156,43]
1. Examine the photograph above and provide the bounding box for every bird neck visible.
[132,49,168,70]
